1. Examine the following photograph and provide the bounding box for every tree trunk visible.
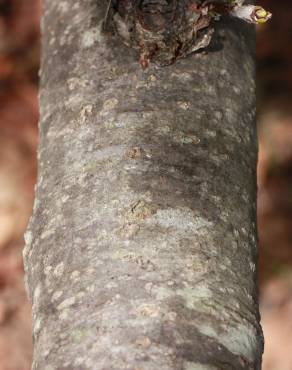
[24,1,263,369]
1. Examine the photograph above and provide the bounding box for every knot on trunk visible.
[137,0,177,31]
[110,0,213,67]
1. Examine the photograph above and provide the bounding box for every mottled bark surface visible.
[23,0,263,369]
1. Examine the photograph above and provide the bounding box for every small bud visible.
[252,6,272,24]
[230,4,272,24]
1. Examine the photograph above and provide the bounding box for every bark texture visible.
[24,0,263,369]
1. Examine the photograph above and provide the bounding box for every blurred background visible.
[0,0,291,369]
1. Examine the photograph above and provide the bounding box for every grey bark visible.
[23,1,263,369]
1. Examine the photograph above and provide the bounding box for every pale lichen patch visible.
[105,281,118,289]
[57,296,76,310]
[119,223,140,238]
[214,110,223,120]
[197,323,257,362]
[153,284,214,312]
[70,270,81,280]
[112,249,155,271]
[44,265,52,275]
[177,101,190,110]
[40,228,55,240]
[72,328,90,342]
[233,85,241,95]
[136,303,160,318]
[61,194,70,203]
[178,285,212,310]
[171,72,192,81]
[22,244,30,262]
[79,104,93,125]
[148,208,213,235]
[44,366,55,370]
[52,290,63,301]
[34,317,42,335]
[173,132,201,145]
[204,129,216,138]
[76,291,86,300]
[59,309,69,320]
[81,28,100,48]
[144,282,155,295]
[74,356,87,366]
[87,267,96,275]
[165,311,177,321]
[53,262,65,277]
[100,98,119,117]
[33,283,42,307]
[135,336,152,349]
[49,36,56,46]
[67,77,88,91]
[86,285,95,293]
[57,1,69,13]
[249,262,256,272]
[24,230,33,245]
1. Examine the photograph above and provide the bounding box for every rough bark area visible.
[23,0,263,369]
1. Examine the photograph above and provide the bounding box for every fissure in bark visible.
[108,0,213,67]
